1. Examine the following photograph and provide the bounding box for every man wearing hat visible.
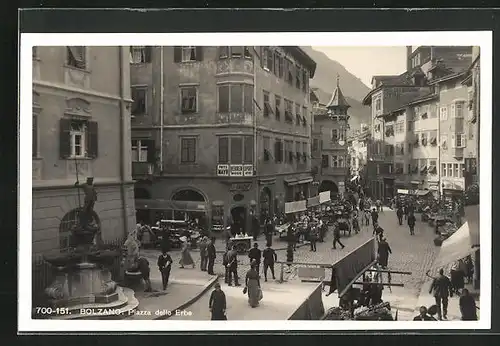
[199,236,209,272]
[75,177,97,229]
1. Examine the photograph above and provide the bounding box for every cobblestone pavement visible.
[142,208,439,297]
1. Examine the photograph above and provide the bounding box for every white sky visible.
[312,46,408,87]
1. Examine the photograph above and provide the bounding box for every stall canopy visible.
[319,191,331,204]
[307,196,320,208]
[135,199,207,212]
[431,222,479,269]
[285,200,307,214]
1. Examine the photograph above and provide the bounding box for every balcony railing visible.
[132,162,154,177]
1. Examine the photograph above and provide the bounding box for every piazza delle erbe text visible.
[31,45,480,322]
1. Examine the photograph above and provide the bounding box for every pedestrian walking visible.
[407,212,416,235]
[262,244,277,282]
[157,249,172,291]
[376,199,383,213]
[264,218,274,247]
[377,237,392,269]
[245,262,262,308]
[286,243,294,270]
[209,282,227,320]
[373,223,384,240]
[396,206,404,225]
[309,226,318,252]
[371,208,379,226]
[364,208,370,226]
[332,222,345,250]
[352,211,360,234]
[429,268,454,320]
[179,237,195,269]
[251,214,260,241]
[403,204,409,220]
[199,236,209,272]
[207,238,217,275]
[248,243,262,274]
[226,245,240,286]
[450,260,465,295]
[459,288,478,321]
[222,247,230,284]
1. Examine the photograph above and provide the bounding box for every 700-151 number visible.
[36,307,70,315]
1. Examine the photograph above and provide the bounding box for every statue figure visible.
[123,225,152,292]
[75,177,97,230]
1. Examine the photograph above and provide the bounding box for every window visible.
[182,47,197,62]
[295,104,301,125]
[407,120,414,132]
[440,106,448,121]
[302,69,308,93]
[419,159,428,175]
[385,144,394,156]
[285,58,294,85]
[395,143,404,155]
[295,141,301,162]
[331,129,338,142]
[429,104,437,118]
[180,87,198,114]
[395,121,405,133]
[302,106,308,127]
[460,163,465,178]
[263,137,270,162]
[440,135,448,149]
[266,49,274,72]
[338,156,344,167]
[218,84,254,113]
[243,136,253,163]
[447,163,453,177]
[429,130,438,146]
[284,99,293,123]
[59,119,98,159]
[322,155,329,168]
[33,114,38,158]
[218,137,229,163]
[312,138,319,152]
[131,86,147,116]
[441,163,447,177]
[452,101,466,118]
[275,96,282,120]
[375,98,381,111]
[275,139,283,163]
[285,140,293,163]
[296,65,301,89]
[132,140,149,162]
[452,133,466,148]
[453,163,459,178]
[302,142,307,161]
[278,54,284,78]
[428,159,437,174]
[231,137,243,163]
[420,132,428,146]
[130,46,152,63]
[263,91,272,117]
[385,124,394,137]
[395,162,404,174]
[180,137,196,163]
[218,46,229,59]
[231,46,243,58]
[411,159,419,174]
[66,46,86,69]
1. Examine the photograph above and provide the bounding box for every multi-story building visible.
[32,46,135,253]
[311,80,350,197]
[362,46,475,199]
[130,46,316,229]
[347,123,371,184]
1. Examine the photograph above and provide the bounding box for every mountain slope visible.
[302,46,372,132]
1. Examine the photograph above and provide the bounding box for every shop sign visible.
[217,164,229,176]
[230,164,243,177]
[243,164,254,177]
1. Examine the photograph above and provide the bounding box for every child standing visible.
[157,249,173,291]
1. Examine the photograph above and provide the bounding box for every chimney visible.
[406,46,413,71]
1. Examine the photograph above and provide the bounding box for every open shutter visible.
[195,47,203,61]
[87,121,99,158]
[59,118,72,159]
[173,46,182,63]
[147,140,156,163]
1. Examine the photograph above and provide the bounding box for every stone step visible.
[53,287,139,320]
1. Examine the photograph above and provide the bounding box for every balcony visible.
[216,58,254,76]
[132,162,154,177]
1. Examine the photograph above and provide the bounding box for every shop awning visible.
[135,199,207,212]
[319,191,331,204]
[285,200,307,214]
[307,196,320,208]
[284,177,299,186]
[431,222,479,269]
[284,176,313,186]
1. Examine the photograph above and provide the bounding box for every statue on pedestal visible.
[75,177,97,230]
[123,225,152,292]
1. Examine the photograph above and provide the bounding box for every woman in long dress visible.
[179,237,195,268]
[245,262,261,308]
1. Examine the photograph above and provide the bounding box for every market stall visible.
[229,234,253,253]
[276,222,291,239]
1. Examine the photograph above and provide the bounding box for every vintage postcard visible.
[19,31,492,332]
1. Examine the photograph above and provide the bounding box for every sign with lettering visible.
[217,164,229,176]
[243,164,254,177]
[230,183,252,192]
[230,164,243,177]
[333,238,377,297]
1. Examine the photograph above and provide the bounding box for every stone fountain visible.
[39,210,139,319]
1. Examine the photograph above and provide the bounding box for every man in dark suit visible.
[429,268,454,320]
[207,238,217,275]
[262,244,277,282]
[248,243,262,274]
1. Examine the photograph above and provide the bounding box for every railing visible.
[132,161,154,176]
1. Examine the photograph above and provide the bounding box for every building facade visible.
[311,80,350,197]
[32,46,136,257]
[130,46,316,229]
[347,124,371,192]
[362,46,476,200]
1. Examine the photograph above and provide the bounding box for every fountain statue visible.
[40,175,138,319]
[122,225,152,292]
